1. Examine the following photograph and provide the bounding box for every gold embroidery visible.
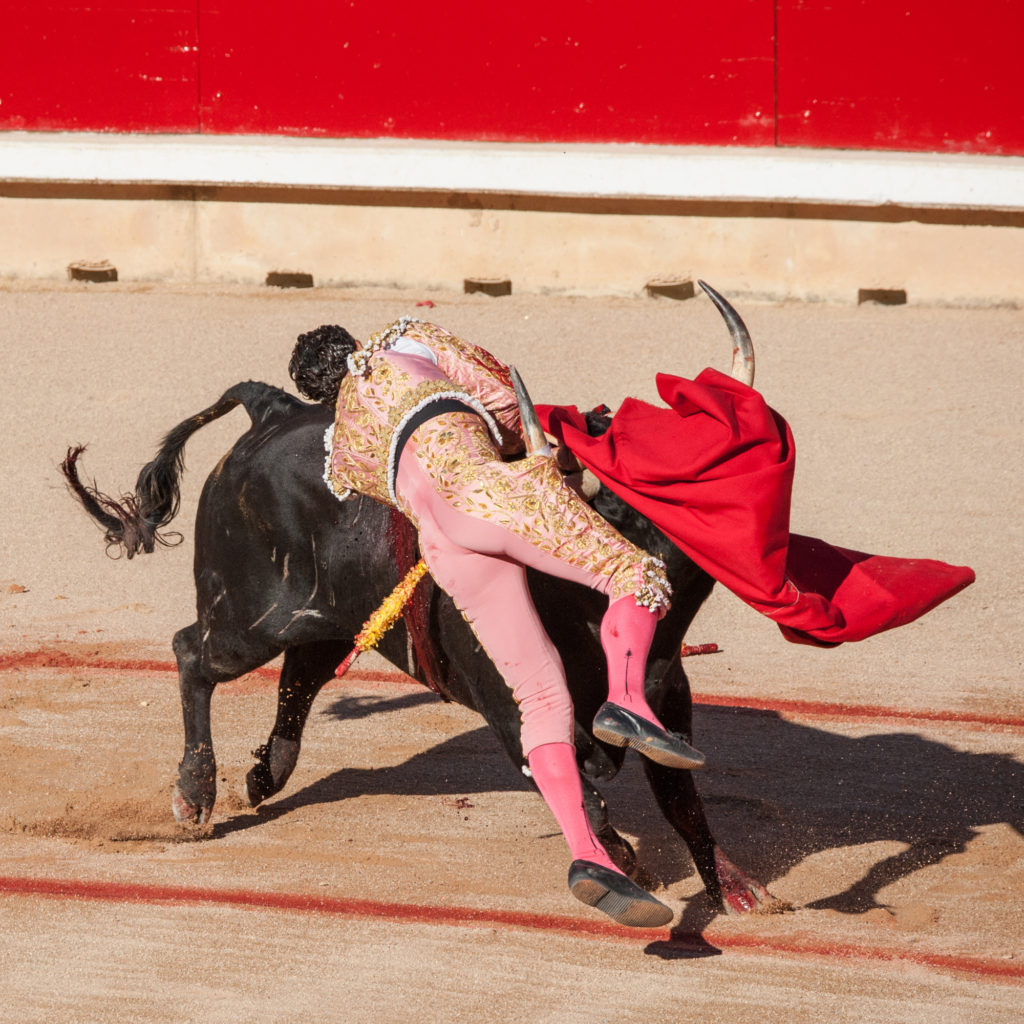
[329,320,523,505]
[402,414,671,608]
[328,320,669,612]
[387,380,476,431]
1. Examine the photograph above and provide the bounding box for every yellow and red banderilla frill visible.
[335,558,429,678]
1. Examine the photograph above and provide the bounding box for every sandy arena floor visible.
[1,282,1021,1022]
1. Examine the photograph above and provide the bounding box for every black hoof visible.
[245,753,274,807]
[246,736,300,806]
[171,784,212,825]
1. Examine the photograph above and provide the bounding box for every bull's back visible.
[192,400,399,645]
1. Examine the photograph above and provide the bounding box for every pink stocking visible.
[527,742,619,871]
[600,595,666,729]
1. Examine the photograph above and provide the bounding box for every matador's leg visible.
[399,418,704,769]
[400,464,674,927]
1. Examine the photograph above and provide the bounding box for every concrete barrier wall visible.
[4,186,1023,306]
[2,137,1022,305]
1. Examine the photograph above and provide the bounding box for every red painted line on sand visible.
[0,649,183,675]
[0,649,400,690]
[3,648,1021,732]
[696,693,1024,731]
[0,874,658,943]
[696,929,1023,982]
[1,875,1019,982]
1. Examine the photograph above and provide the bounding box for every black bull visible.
[62,384,783,917]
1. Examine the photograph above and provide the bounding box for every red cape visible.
[539,369,974,647]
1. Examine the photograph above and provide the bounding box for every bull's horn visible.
[698,280,756,386]
[510,366,553,457]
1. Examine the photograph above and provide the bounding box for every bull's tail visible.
[61,380,303,559]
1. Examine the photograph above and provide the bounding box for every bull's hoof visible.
[246,736,300,807]
[722,886,793,916]
[171,784,212,825]
[715,847,792,915]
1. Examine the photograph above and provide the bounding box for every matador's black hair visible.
[288,324,358,406]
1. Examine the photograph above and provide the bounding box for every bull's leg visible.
[643,658,787,914]
[171,623,219,824]
[171,621,282,825]
[642,761,774,913]
[580,774,638,876]
[246,640,345,807]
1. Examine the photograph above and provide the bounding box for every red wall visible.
[776,0,1024,155]
[2,1,199,132]
[199,1,774,145]
[3,1,1022,155]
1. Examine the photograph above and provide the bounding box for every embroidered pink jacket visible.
[327,321,525,505]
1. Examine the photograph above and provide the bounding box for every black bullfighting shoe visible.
[592,702,706,770]
[568,860,674,928]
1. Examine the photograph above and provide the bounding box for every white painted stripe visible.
[2,131,1022,211]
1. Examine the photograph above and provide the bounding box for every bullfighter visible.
[289,316,701,927]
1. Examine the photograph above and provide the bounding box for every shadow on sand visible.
[213,689,1023,927]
